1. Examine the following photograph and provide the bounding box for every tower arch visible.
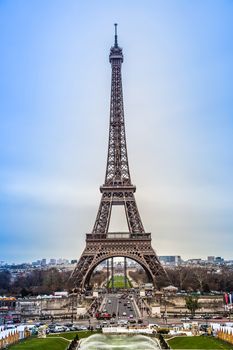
[83,254,153,289]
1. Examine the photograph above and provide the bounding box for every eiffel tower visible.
[71,25,168,290]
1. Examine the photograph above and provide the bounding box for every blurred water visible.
[78,334,160,350]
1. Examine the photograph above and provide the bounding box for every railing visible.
[86,233,151,240]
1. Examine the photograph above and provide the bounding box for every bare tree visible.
[193,267,208,292]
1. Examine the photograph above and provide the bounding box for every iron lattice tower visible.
[71,25,168,290]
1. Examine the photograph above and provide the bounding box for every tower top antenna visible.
[114,23,118,47]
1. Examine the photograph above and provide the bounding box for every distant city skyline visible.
[1,1,233,262]
[0,254,230,266]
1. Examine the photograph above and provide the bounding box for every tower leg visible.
[111,257,114,292]
[124,257,127,288]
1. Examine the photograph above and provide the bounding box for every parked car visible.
[118,319,127,326]
[203,315,211,320]
[48,324,57,333]
[64,323,72,327]
[128,319,136,324]
[54,326,65,333]
[181,317,190,321]
[77,325,88,330]
[200,324,208,332]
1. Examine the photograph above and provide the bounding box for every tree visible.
[21,287,30,298]
[193,267,208,292]
[0,271,11,292]
[185,295,200,316]
[89,270,107,287]
[42,268,63,293]
[167,266,194,291]
[128,270,147,285]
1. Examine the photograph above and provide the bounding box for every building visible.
[0,297,19,323]
[71,260,77,265]
[41,259,47,267]
[49,259,56,265]
[159,256,182,265]
[207,256,215,262]
[187,258,203,265]
[57,258,69,265]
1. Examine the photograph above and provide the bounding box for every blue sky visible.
[0,0,233,263]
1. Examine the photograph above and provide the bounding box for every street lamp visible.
[70,289,77,324]
[163,292,168,325]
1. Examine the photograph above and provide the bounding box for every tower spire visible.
[114,23,118,47]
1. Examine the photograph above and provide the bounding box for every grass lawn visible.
[48,330,98,340]
[9,337,69,350]
[108,275,132,288]
[168,335,233,349]
[9,330,97,349]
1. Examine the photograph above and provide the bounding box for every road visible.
[100,294,140,321]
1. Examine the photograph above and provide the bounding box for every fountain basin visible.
[78,333,160,349]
